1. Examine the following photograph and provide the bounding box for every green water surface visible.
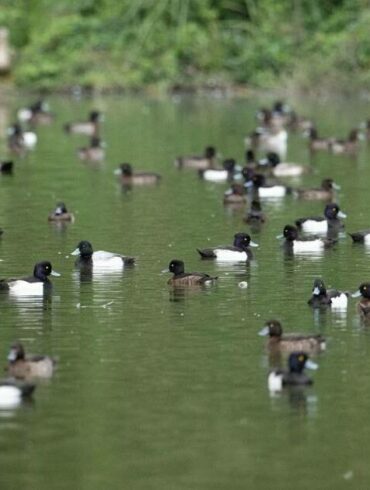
[0,93,369,490]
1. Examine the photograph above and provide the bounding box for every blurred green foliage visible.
[1,0,370,91]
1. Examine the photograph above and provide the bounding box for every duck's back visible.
[8,356,54,379]
[168,272,216,286]
[278,334,325,353]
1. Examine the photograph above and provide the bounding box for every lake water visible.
[0,92,370,489]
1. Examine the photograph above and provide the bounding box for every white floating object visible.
[238,281,248,289]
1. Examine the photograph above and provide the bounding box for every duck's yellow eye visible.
[298,355,304,362]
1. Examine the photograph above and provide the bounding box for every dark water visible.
[0,93,369,489]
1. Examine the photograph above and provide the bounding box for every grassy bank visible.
[1,0,370,95]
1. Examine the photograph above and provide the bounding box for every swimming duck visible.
[258,152,310,177]
[259,127,288,160]
[305,127,331,152]
[7,123,37,154]
[278,225,335,253]
[166,259,218,286]
[17,100,54,125]
[245,173,291,198]
[71,240,135,268]
[77,137,105,161]
[256,101,291,130]
[174,146,217,170]
[6,342,55,379]
[295,178,340,201]
[0,160,13,174]
[330,129,361,155]
[259,320,326,354]
[223,183,247,205]
[114,163,161,185]
[199,158,237,182]
[268,352,318,392]
[243,199,266,224]
[295,203,346,234]
[197,232,258,261]
[286,111,313,132]
[0,380,35,409]
[64,110,102,136]
[352,283,370,318]
[348,229,370,244]
[307,278,348,308]
[48,202,75,222]
[0,261,60,296]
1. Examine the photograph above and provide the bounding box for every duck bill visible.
[249,241,259,247]
[351,290,362,298]
[51,270,61,277]
[337,211,347,219]
[244,181,254,188]
[305,359,319,370]
[313,286,321,296]
[224,189,233,196]
[332,182,341,190]
[161,268,169,274]
[258,326,270,336]
[71,248,80,256]
[113,169,121,175]
[276,234,284,239]
[258,158,269,166]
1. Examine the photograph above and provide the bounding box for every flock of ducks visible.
[1,97,370,406]
[166,100,370,392]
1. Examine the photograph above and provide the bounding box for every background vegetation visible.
[1,0,370,93]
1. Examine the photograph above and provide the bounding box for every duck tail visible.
[197,248,215,259]
[20,383,36,398]
[0,161,13,173]
[174,157,183,169]
[348,232,364,243]
[123,256,136,265]
[324,237,337,248]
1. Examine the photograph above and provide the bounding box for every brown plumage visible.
[78,137,105,161]
[115,163,161,185]
[6,342,56,379]
[174,146,217,170]
[307,127,331,152]
[166,260,217,286]
[353,283,370,319]
[330,129,361,155]
[48,202,75,222]
[223,184,247,205]
[64,110,102,136]
[259,320,326,355]
[296,178,339,201]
